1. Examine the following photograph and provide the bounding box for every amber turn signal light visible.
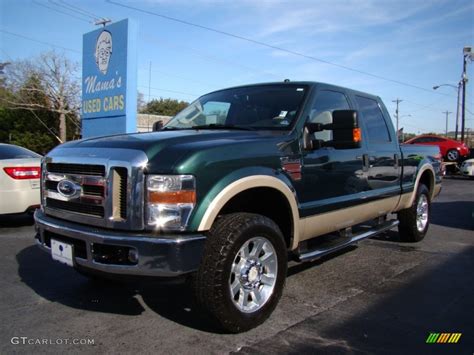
[148,190,196,204]
[353,128,362,142]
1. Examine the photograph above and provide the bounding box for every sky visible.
[1,0,473,134]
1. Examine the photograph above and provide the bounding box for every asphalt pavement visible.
[0,178,473,354]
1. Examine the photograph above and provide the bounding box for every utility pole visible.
[461,46,473,143]
[461,53,467,142]
[392,98,402,141]
[442,111,452,137]
[455,81,461,140]
[148,61,152,131]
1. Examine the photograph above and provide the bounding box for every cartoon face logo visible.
[95,30,112,75]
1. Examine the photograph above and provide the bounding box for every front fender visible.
[188,167,300,240]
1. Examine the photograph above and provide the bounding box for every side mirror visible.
[304,110,361,150]
[152,120,163,131]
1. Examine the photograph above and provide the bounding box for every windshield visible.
[165,84,308,130]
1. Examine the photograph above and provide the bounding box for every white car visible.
[460,158,474,178]
[0,143,42,214]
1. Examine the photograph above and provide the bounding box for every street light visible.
[433,82,461,140]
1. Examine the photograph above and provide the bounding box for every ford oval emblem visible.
[57,179,80,198]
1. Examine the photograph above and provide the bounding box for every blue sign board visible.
[82,19,137,137]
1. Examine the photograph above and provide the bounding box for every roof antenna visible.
[284,79,290,83]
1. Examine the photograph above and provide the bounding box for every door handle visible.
[362,154,369,172]
[394,153,399,169]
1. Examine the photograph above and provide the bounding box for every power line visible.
[0,29,81,54]
[138,67,219,90]
[32,0,91,23]
[54,0,101,20]
[403,97,452,114]
[137,85,198,97]
[29,109,63,143]
[106,0,457,99]
[142,33,282,80]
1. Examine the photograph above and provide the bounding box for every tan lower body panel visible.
[395,183,442,212]
[298,195,401,242]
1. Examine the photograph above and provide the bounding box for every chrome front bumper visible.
[34,210,206,277]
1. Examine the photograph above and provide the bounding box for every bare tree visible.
[4,51,80,142]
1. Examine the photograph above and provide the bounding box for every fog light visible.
[128,249,138,264]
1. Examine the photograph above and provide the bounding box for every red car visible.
[404,135,470,162]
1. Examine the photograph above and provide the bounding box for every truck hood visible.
[52,130,286,172]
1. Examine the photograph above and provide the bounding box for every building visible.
[137,114,172,132]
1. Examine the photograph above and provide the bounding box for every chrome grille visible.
[46,198,105,217]
[44,167,108,220]
[41,147,147,230]
[114,167,128,219]
[43,163,129,223]
[46,163,105,176]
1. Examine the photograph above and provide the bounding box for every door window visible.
[355,96,391,143]
[310,90,350,141]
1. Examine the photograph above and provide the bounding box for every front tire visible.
[398,184,431,242]
[193,213,287,333]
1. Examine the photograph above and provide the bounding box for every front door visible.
[297,87,368,218]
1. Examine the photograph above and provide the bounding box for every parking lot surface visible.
[0,178,473,354]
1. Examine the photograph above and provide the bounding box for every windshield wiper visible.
[160,126,189,131]
[190,124,255,131]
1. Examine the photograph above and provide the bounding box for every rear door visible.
[352,95,401,207]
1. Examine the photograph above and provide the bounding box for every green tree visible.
[141,98,189,116]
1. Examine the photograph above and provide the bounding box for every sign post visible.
[82,19,138,138]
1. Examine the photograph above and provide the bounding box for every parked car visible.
[460,158,474,178]
[404,134,469,162]
[35,81,442,332]
[0,143,42,215]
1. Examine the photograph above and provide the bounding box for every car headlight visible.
[145,175,196,231]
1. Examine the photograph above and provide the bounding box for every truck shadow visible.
[16,243,361,334]
[16,245,223,333]
[430,201,474,231]
[0,213,35,228]
[237,247,474,354]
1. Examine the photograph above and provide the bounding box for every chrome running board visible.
[296,220,399,262]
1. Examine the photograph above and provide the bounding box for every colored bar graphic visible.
[426,333,439,343]
[449,333,462,343]
[426,332,462,344]
[437,333,449,343]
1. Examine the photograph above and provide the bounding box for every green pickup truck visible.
[35,81,442,332]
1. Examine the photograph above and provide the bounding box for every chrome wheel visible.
[447,150,459,161]
[229,236,278,313]
[416,194,429,232]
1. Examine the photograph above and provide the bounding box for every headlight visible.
[145,175,196,231]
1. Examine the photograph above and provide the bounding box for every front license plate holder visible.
[51,239,74,267]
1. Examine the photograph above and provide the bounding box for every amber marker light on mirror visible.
[353,128,362,143]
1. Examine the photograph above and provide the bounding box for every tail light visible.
[3,167,41,180]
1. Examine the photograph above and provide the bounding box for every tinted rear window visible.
[0,145,41,159]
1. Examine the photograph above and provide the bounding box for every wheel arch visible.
[196,175,299,249]
[399,164,436,210]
